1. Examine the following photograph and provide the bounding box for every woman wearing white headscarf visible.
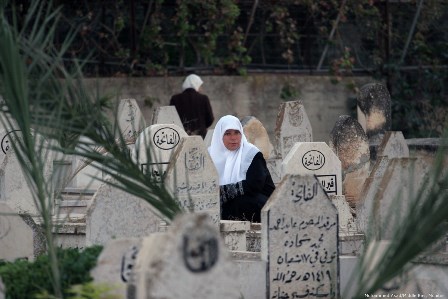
[208,115,275,222]
[170,74,214,138]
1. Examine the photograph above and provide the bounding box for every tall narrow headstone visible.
[0,203,46,261]
[241,116,274,159]
[85,178,164,246]
[376,131,409,159]
[134,213,240,299]
[151,105,184,130]
[329,115,370,206]
[132,124,188,181]
[262,175,339,299]
[357,83,391,144]
[164,136,220,224]
[274,100,313,159]
[282,142,343,196]
[117,98,146,141]
[356,156,390,234]
[204,129,214,148]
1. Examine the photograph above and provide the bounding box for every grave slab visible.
[262,174,339,299]
[117,98,146,141]
[241,116,275,159]
[151,105,184,129]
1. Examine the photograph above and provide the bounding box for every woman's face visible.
[223,129,242,151]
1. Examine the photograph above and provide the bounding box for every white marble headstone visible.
[282,142,343,196]
[262,175,339,299]
[132,124,188,181]
[134,213,240,299]
[117,98,146,140]
[164,136,220,224]
[274,100,313,159]
[151,105,184,129]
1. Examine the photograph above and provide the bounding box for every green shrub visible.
[0,246,103,299]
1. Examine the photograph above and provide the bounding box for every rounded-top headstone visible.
[241,115,274,159]
[117,98,146,141]
[357,83,391,143]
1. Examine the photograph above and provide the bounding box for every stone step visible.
[57,188,97,214]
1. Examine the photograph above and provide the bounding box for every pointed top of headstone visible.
[241,115,274,159]
[274,100,313,158]
[377,131,409,158]
[151,105,184,129]
[164,136,220,224]
[282,142,342,196]
[117,98,146,141]
[357,83,392,143]
[261,174,339,299]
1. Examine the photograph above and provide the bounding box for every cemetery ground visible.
[1,2,448,298]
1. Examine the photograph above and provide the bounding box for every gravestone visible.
[0,129,21,160]
[375,158,426,239]
[357,83,391,144]
[356,156,390,234]
[117,98,146,141]
[132,124,188,181]
[134,213,240,299]
[282,142,343,196]
[90,238,143,298]
[328,115,370,206]
[85,178,163,246]
[329,195,356,234]
[274,100,313,159]
[376,131,409,158]
[151,105,184,129]
[261,175,339,299]
[266,158,282,185]
[0,203,46,261]
[204,129,214,148]
[220,220,250,251]
[241,116,274,159]
[0,146,54,216]
[164,136,220,224]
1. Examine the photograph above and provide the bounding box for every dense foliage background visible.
[5,0,448,136]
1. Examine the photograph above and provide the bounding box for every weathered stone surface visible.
[220,220,250,251]
[377,131,409,158]
[164,136,220,224]
[134,213,240,299]
[85,178,163,246]
[132,124,188,181]
[241,116,274,159]
[0,148,54,216]
[90,238,143,298]
[329,115,370,205]
[266,158,282,185]
[357,83,391,144]
[282,142,343,196]
[117,98,146,141]
[262,175,339,299]
[151,105,184,129]
[329,195,357,234]
[274,100,313,159]
[204,129,213,148]
[0,203,46,261]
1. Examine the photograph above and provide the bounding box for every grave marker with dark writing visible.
[164,136,220,224]
[117,98,146,141]
[151,105,184,129]
[274,100,313,159]
[132,124,188,181]
[134,213,240,299]
[282,142,343,196]
[261,175,339,299]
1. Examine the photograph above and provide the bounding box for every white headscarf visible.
[182,74,203,91]
[208,115,260,185]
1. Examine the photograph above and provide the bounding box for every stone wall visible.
[84,75,373,142]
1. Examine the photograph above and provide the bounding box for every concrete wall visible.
[85,75,373,142]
